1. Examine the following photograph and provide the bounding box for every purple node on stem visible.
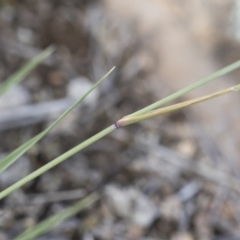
[114,122,121,129]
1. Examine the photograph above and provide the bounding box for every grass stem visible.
[127,60,240,117]
[0,125,115,200]
[118,84,240,127]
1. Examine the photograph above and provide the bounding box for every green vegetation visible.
[0,49,240,239]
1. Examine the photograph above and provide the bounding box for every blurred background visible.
[1,0,240,239]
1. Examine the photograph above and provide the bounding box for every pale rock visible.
[0,85,31,109]
[105,185,157,227]
[17,27,34,44]
[175,139,196,158]
[67,77,99,108]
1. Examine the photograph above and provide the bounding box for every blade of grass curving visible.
[0,46,55,97]
[0,125,115,199]
[126,59,240,117]
[118,84,240,126]
[0,67,115,173]
[14,193,99,240]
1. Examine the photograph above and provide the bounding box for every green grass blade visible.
[0,125,115,199]
[127,59,240,117]
[118,85,240,126]
[14,193,99,240]
[0,46,55,97]
[0,67,115,173]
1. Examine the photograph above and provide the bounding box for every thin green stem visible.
[0,46,55,96]
[118,85,240,126]
[127,60,240,117]
[0,125,115,200]
[14,193,99,240]
[0,67,115,173]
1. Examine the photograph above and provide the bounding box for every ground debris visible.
[0,1,240,239]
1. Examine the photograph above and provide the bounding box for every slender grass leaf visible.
[127,59,240,117]
[118,84,240,126]
[14,193,99,240]
[0,67,115,173]
[0,46,55,97]
[0,125,115,199]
